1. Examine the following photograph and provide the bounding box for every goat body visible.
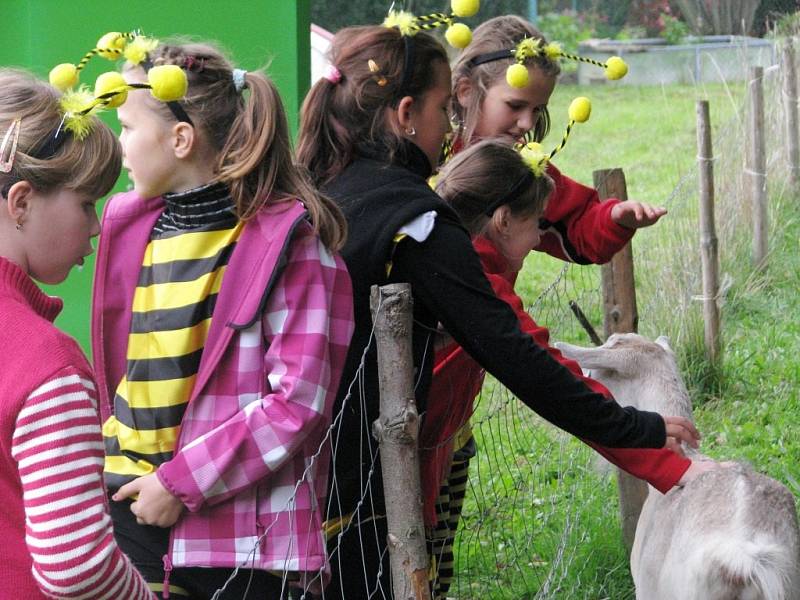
[556,333,800,600]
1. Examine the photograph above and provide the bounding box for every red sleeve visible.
[489,271,690,493]
[536,163,635,265]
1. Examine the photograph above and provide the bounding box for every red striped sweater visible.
[0,256,153,600]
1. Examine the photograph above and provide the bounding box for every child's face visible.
[117,72,181,199]
[466,66,556,143]
[491,210,544,273]
[22,186,100,285]
[409,61,453,168]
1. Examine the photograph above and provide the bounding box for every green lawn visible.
[450,77,800,599]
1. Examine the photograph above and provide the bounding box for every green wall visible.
[0,1,310,353]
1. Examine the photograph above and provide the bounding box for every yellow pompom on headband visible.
[383,0,480,49]
[481,97,590,217]
[469,37,628,89]
[518,96,592,176]
[38,31,189,161]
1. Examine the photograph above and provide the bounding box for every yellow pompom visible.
[605,56,628,80]
[123,35,158,66]
[95,72,129,108]
[506,63,529,88]
[383,10,417,36]
[568,97,592,123]
[96,32,128,60]
[544,42,563,60]
[451,0,479,18]
[49,63,79,91]
[445,23,472,49]
[147,65,188,102]
[515,37,539,61]
[519,142,547,176]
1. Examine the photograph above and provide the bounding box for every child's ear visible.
[172,122,197,159]
[454,77,473,109]
[386,95,416,137]
[490,204,511,236]
[5,181,33,221]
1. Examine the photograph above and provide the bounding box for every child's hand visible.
[662,415,700,456]
[611,201,667,229]
[113,473,184,528]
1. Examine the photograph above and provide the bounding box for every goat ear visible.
[655,336,673,353]
[554,341,626,371]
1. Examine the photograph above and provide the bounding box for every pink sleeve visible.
[158,231,354,510]
[12,367,155,600]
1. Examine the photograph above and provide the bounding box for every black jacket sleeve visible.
[392,216,666,449]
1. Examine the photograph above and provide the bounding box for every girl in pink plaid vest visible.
[90,38,354,599]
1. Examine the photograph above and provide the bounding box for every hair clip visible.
[383,0,480,49]
[183,55,207,73]
[0,118,22,173]
[368,59,388,87]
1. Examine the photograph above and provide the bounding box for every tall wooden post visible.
[748,66,768,268]
[782,39,800,189]
[696,100,721,364]
[370,283,432,600]
[594,169,638,338]
[593,168,644,552]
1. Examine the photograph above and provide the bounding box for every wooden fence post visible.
[370,283,432,600]
[748,66,768,268]
[696,100,721,364]
[593,168,644,553]
[594,168,638,338]
[782,39,800,189]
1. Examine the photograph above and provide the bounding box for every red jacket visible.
[419,236,690,526]
[538,162,634,264]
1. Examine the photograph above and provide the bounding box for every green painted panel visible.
[0,1,309,354]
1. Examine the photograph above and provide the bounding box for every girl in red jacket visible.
[0,68,154,600]
[426,133,718,596]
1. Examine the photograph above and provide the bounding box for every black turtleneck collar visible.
[155,181,237,235]
[355,138,433,181]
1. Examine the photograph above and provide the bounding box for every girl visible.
[0,69,154,599]
[297,23,699,599]
[425,138,720,597]
[425,17,674,595]
[451,15,667,263]
[91,40,354,599]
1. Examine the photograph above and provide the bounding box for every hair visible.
[0,69,121,201]
[435,139,552,235]
[451,15,562,145]
[297,26,449,186]
[127,41,346,251]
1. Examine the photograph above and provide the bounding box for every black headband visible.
[468,49,515,69]
[396,35,416,101]
[142,56,194,125]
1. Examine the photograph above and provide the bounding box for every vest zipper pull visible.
[162,554,172,599]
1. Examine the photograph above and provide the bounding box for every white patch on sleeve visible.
[397,211,437,242]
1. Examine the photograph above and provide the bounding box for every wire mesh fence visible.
[202,37,798,600]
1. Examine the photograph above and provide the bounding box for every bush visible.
[660,13,691,44]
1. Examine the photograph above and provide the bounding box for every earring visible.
[405,126,416,136]
[15,220,22,231]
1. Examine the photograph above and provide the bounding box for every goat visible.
[556,333,800,600]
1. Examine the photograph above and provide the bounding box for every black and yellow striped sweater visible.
[103,183,242,492]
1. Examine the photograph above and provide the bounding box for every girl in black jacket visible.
[297,23,701,600]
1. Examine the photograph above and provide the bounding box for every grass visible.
[451,77,800,598]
